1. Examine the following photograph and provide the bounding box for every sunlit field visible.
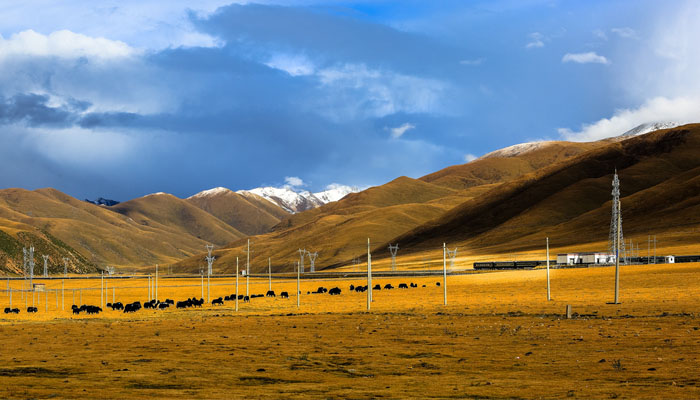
[2,263,700,398]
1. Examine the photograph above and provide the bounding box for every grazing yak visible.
[383,284,394,290]
[349,284,355,291]
[329,287,341,295]
[373,284,381,291]
[243,296,250,303]
[398,283,409,289]
[280,291,289,299]
[212,297,224,306]
[123,302,141,313]
[27,307,38,313]
[4,307,20,314]
[410,283,418,288]
[266,290,276,297]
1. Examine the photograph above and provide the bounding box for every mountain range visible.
[1,122,698,275]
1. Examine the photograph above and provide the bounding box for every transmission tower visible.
[307,251,318,272]
[42,255,49,277]
[446,247,458,270]
[297,249,306,273]
[63,257,69,276]
[388,244,399,271]
[205,244,215,275]
[608,170,626,262]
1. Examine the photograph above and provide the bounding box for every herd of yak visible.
[4,281,436,316]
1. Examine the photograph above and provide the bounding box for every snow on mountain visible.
[620,122,680,138]
[237,187,323,213]
[186,187,232,199]
[237,184,361,213]
[479,141,553,159]
[314,184,360,203]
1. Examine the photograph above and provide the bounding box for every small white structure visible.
[665,255,675,264]
[241,269,247,276]
[33,283,45,292]
[557,252,614,265]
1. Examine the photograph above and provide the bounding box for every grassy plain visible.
[1,263,700,398]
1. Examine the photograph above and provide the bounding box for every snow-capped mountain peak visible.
[479,141,553,159]
[620,122,680,138]
[314,184,360,203]
[187,187,232,199]
[237,184,361,213]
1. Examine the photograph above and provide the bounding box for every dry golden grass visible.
[1,263,700,398]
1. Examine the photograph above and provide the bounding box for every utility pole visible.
[28,247,35,288]
[155,264,159,302]
[101,272,104,308]
[442,243,447,306]
[648,235,650,264]
[546,237,551,301]
[268,258,272,291]
[653,235,657,264]
[246,239,252,297]
[388,244,399,271]
[235,257,239,312]
[63,258,69,277]
[367,238,372,310]
[296,261,300,309]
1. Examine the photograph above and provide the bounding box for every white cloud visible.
[459,57,485,66]
[0,30,136,61]
[526,32,544,49]
[463,153,477,162]
[315,63,448,120]
[611,27,637,39]
[557,96,700,142]
[284,176,305,188]
[388,123,415,139]
[0,1,233,50]
[265,53,315,76]
[562,52,610,65]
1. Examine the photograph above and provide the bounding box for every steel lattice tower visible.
[307,252,318,272]
[205,244,215,275]
[388,244,399,271]
[446,247,458,270]
[608,170,625,262]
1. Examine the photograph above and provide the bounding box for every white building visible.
[557,252,615,265]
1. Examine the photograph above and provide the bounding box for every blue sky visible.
[0,0,698,200]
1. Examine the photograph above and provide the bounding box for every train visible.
[473,261,546,270]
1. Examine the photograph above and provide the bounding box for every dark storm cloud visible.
[0,93,73,127]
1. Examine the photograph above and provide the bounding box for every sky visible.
[0,0,699,201]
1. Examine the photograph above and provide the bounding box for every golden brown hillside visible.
[0,189,243,271]
[174,125,700,273]
[111,193,245,247]
[420,141,604,190]
[387,124,700,260]
[186,188,289,236]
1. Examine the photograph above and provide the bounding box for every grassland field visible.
[1,263,700,398]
